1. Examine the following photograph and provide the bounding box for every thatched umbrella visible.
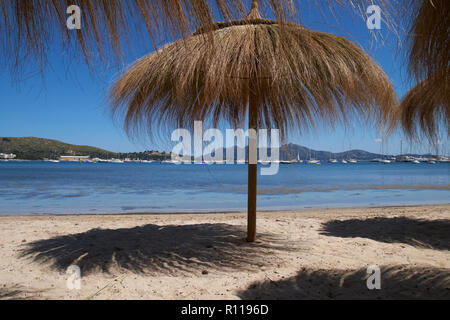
[400,70,449,139]
[111,0,397,242]
[400,0,449,138]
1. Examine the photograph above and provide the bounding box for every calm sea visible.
[0,161,449,214]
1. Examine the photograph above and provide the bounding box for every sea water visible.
[0,161,448,214]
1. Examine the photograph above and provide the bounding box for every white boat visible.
[412,160,420,164]
[281,160,297,164]
[306,150,320,164]
[329,159,338,163]
[348,159,357,163]
[341,160,348,164]
[141,160,153,163]
[296,154,304,163]
[109,159,124,163]
[48,160,60,163]
[161,160,180,164]
[427,160,437,164]
[372,158,390,163]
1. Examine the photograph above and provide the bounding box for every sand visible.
[0,204,449,300]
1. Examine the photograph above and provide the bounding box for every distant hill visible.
[279,143,387,161]
[0,137,173,161]
[1,136,397,161]
[201,144,386,161]
[0,137,117,160]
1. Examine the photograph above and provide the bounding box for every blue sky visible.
[0,2,446,155]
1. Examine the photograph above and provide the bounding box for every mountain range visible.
[199,144,390,161]
[0,137,430,161]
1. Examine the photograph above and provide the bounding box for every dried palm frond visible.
[0,0,402,76]
[400,70,450,139]
[110,9,398,140]
[407,0,450,81]
[401,0,449,138]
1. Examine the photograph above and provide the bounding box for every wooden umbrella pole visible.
[247,87,258,242]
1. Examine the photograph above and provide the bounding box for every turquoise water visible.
[0,161,449,214]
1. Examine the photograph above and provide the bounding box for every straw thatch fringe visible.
[401,0,449,139]
[0,0,402,76]
[400,70,450,140]
[110,21,398,140]
[407,0,450,81]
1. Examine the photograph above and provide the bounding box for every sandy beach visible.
[0,204,449,300]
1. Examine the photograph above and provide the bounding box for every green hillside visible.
[0,137,117,160]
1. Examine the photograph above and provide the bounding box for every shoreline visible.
[0,203,449,218]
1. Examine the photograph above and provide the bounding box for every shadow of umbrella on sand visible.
[320,217,450,250]
[19,223,298,275]
[110,0,397,242]
[237,265,450,300]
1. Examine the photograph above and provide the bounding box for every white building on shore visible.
[0,153,16,159]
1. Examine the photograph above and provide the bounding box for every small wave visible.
[121,206,163,211]
[229,184,450,195]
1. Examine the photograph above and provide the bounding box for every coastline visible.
[0,203,449,217]
[1,204,449,299]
